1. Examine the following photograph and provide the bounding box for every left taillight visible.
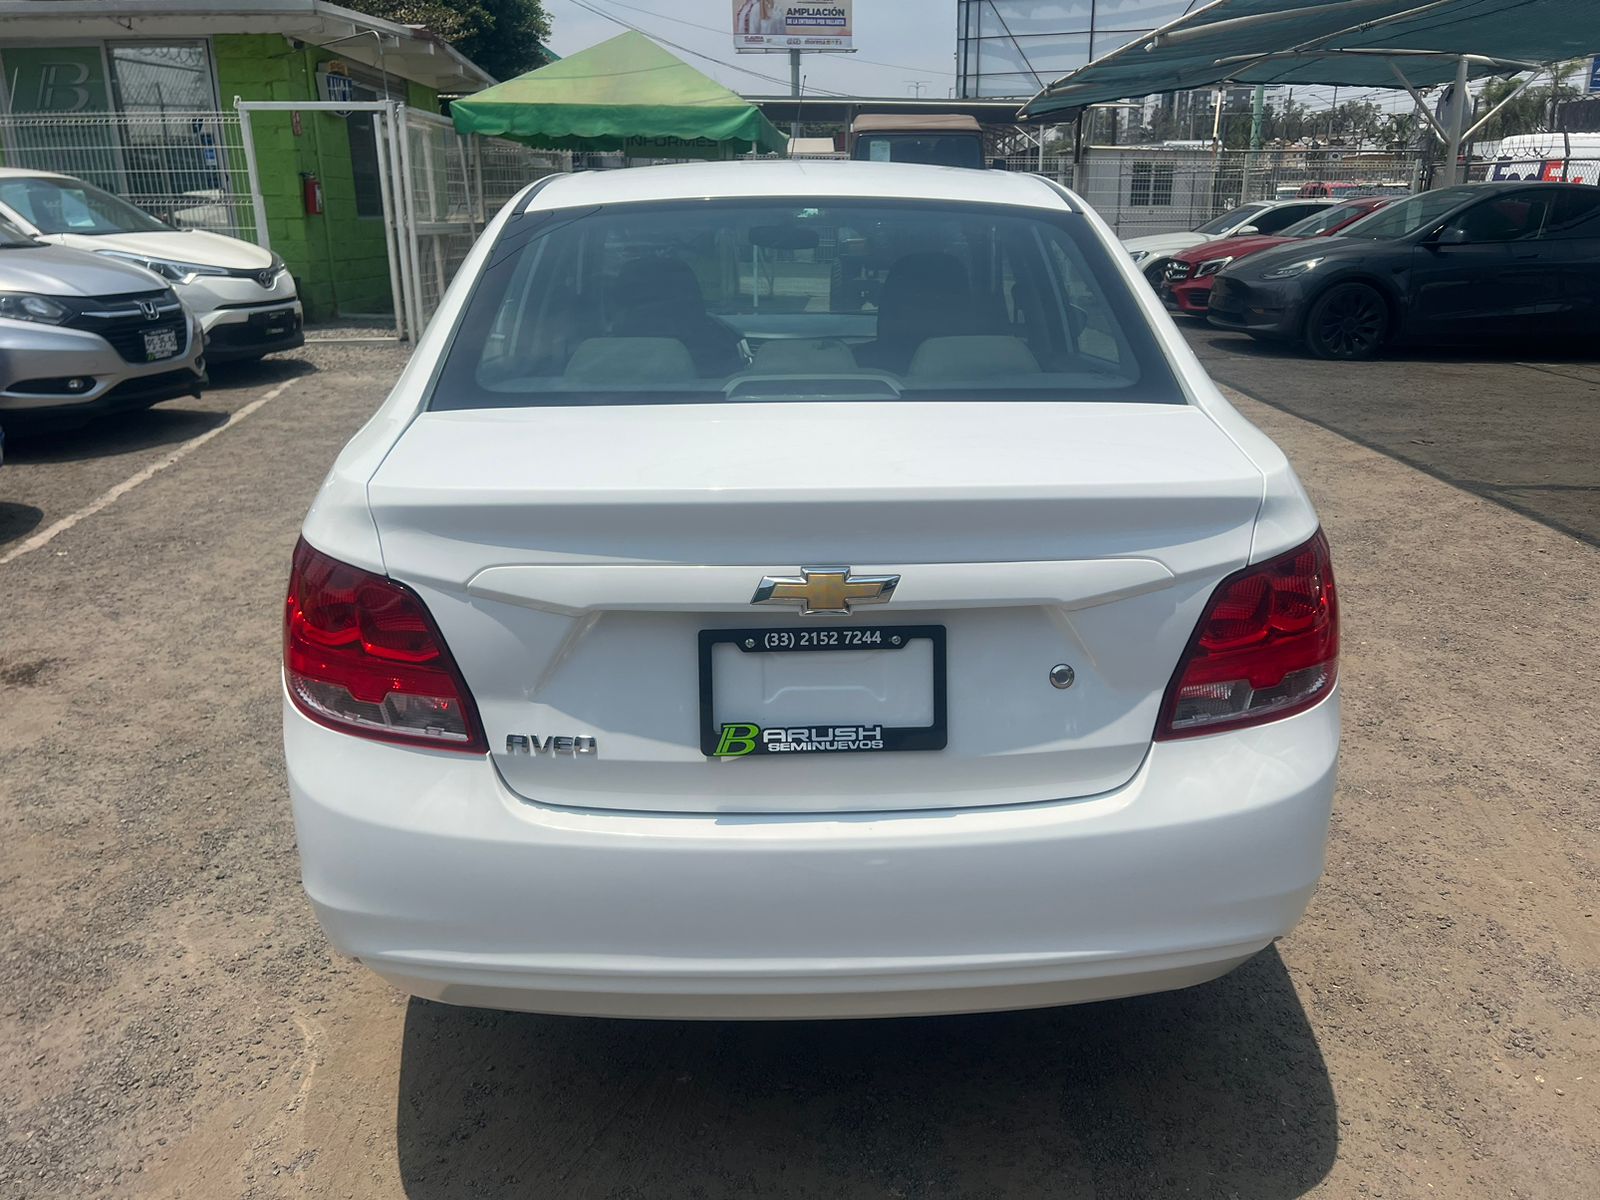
[283,537,487,753]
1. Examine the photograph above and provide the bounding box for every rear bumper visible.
[287,688,1338,1019]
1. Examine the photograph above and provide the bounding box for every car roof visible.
[523,161,1073,214]
[0,168,73,181]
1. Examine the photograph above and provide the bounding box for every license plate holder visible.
[143,327,178,360]
[698,625,947,758]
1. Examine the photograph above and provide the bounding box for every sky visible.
[544,0,962,99]
[540,1,1566,117]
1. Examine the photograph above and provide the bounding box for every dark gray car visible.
[1207,182,1600,359]
[0,214,205,428]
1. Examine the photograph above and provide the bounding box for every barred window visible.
[1129,162,1174,207]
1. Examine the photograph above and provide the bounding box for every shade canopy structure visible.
[1021,0,1600,117]
[451,31,788,158]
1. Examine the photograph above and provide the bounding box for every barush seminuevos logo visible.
[715,724,885,756]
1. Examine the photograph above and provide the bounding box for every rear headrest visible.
[564,337,696,385]
[611,257,705,312]
[907,336,1041,379]
[750,338,858,373]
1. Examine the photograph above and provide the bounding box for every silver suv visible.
[0,215,205,429]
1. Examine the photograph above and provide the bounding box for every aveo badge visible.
[714,723,886,757]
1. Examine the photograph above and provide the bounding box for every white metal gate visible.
[236,100,564,342]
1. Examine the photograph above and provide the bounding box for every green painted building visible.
[0,1,497,320]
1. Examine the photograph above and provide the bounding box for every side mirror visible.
[1435,227,1470,246]
[1234,224,1260,236]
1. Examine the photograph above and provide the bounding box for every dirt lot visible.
[0,342,1596,1199]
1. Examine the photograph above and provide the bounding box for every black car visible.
[1206,182,1600,359]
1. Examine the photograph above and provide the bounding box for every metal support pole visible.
[1245,83,1265,200]
[370,108,407,343]
[789,49,801,140]
[234,100,271,252]
[1442,54,1470,186]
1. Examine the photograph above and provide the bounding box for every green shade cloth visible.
[452,31,787,158]
[1022,0,1600,116]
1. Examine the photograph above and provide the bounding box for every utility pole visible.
[1245,83,1265,201]
[790,48,802,139]
[904,80,927,98]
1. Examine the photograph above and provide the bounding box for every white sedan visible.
[284,161,1339,1020]
[0,169,303,363]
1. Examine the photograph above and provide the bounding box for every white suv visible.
[283,162,1340,1020]
[0,169,302,364]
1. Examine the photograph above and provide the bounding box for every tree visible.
[344,0,553,82]
[1474,62,1586,140]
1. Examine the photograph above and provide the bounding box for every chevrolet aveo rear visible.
[284,163,1339,1019]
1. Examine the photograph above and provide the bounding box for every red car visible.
[1161,197,1392,316]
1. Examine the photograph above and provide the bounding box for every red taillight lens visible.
[284,538,486,752]
[1156,530,1339,740]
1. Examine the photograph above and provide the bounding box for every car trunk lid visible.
[367,400,1264,814]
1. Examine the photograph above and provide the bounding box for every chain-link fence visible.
[0,110,254,240]
[1000,147,1428,238]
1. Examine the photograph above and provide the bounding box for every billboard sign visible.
[734,1,853,52]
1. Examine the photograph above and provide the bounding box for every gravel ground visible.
[0,342,1595,1199]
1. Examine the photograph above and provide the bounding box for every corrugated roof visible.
[1022,0,1600,115]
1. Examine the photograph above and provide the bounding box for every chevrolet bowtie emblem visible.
[751,566,900,615]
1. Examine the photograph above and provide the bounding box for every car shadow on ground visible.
[205,353,318,388]
[1195,328,1600,367]
[0,502,44,545]
[1,357,314,464]
[1,406,230,463]
[1187,328,1600,549]
[394,947,1335,1199]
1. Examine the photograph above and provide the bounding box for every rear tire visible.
[1303,282,1388,360]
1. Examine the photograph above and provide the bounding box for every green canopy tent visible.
[451,31,788,160]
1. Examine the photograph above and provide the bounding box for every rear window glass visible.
[854,134,984,169]
[430,198,1184,410]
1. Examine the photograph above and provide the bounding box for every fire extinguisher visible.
[300,172,324,216]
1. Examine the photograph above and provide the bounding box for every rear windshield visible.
[430,197,1184,410]
[853,134,984,169]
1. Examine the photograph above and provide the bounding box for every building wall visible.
[213,34,440,320]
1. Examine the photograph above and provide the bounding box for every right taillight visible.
[284,538,486,753]
[1156,530,1339,740]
